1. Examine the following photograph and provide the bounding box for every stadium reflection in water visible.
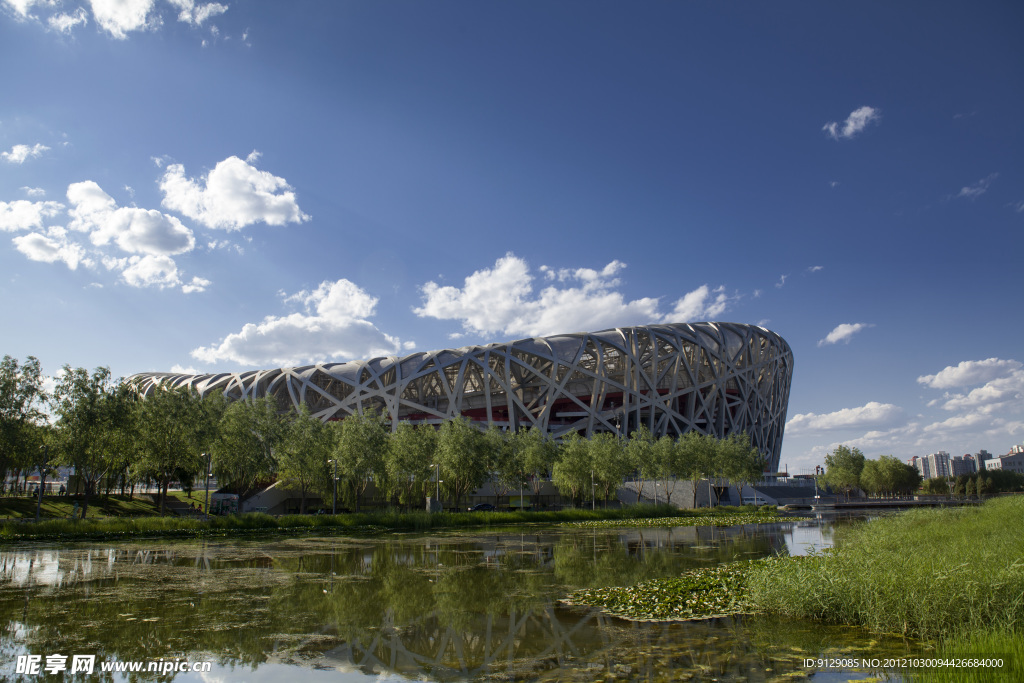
[0,519,924,681]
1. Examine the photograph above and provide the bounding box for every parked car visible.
[468,503,496,512]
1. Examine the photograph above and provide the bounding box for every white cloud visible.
[414,253,713,338]
[1,143,50,164]
[823,106,881,140]
[0,199,65,232]
[922,410,992,434]
[192,279,404,366]
[817,322,873,346]
[917,358,1022,389]
[941,370,1024,412]
[21,187,46,198]
[181,276,211,293]
[166,0,226,25]
[170,364,198,374]
[2,0,40,19]
[663,284,730,322]
[775,274,788,288]
[956,173,998,200]
[121,254,181,288]
[808,265,824,273]
[786,401,903,435]
[88,0,159,39]
[48,8,88,33]
[159,155,309,231]
[67,180,195,256]
[12,231,86,269]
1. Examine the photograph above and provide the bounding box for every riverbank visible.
[0,503,773,543]
[567,496,1023,681]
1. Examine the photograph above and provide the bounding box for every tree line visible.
[819,444,1024,499]
[1,356,767,518]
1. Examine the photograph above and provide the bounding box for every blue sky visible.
[2,0,1022,473]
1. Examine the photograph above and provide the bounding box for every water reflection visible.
[0,519,923,681]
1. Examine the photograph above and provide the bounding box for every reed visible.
[745,496,1024,641]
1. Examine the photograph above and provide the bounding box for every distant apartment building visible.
[950,454,977,477]
[911,451,951,479]
[975,450,993,470]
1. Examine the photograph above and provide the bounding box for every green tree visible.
[719,432,763,505]
[435,417,489,509]
[860,459,881,497]
[484,425,520,507]
[0,355,48,488]
[552,432,591,507]
[331,409,389,511]
[653,434,681,502]
[625,425,655,504]
[590,432,630,508]
[386,422,437,509]
[520,426,557,502]
[677,430,711,508]
[277,405,333,514]
[214,396,284,490]
[822,445,866,501]
[51,366,121,519]
[136,386,213,514]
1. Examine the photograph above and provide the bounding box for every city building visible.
[911,451,952,479]
[129,322,794,472]
[950,454,976,477]
[987,450,1024,475]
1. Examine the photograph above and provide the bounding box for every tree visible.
[653,434,681,502]
[551,432,591,507]
[386,421,437,509]
[214,396,284,491]
[860,458,881,497]
[278,405,333,514]
[484,425,521,507]
[0,355,48,488]
[51,366,120,518]
[520,426,557,502]
[136,386,213,514]
[822,445,865,501]
[677,430,711,508]
[435,417,489,509]
[625,425,655,504]
[719,432,763,505]
[331,409,389,511]
[590,432,630,507]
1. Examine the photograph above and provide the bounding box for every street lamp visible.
[328,459,338,514]
[203,453,212,517]
[35,444,49,523]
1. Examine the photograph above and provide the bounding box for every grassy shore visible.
[745,496,1023,680]
[568,496,1022,681]
[0,503,771,543]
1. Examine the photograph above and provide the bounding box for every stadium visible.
[129,322,793,472]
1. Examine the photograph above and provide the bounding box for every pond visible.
[0,515,927,681]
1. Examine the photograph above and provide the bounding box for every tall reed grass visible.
[745,497,1024,645]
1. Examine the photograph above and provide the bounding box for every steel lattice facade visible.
[128,322,793,472]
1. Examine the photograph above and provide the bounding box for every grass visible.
[0,493,164,519]
[0,502,766,543]
[563,498,1022,678]
[743,496,1024,680]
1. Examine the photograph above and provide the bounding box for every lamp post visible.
[328,459,338,514]
[203,453,212,516]
[591,468,595,511]
[35,444,49,523]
